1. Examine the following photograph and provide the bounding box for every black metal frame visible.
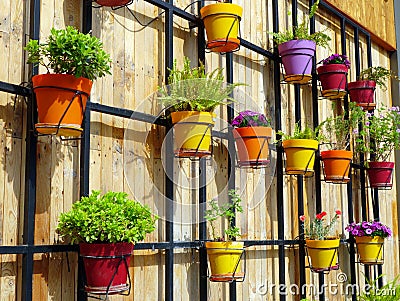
[0,0,389,300]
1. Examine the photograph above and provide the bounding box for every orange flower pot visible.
[321,150,353,183]
[233,127,272,167]
[32,74,92,136]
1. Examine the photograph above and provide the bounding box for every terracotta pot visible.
[282,139,319,176]
[233,126,272,167]
[80,242,134,294]
[306,238,340,271]
[95,0,131,6]
[348,80,376,109]
[367,161,394,189]
[321,150,352,183]
[205,241,245,282]
[355,236,384,264]
[317,64,348,99]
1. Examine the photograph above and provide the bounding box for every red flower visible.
[316,211,327,220]
[299,215,306,222]
[335,210,342,216]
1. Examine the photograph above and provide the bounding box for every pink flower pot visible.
[317,64,348,99]
[348,80,376,109]
[367,161,394,189]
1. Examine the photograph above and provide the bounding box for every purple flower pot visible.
[278,40,316,83]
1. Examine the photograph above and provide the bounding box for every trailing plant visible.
[346,221,392,238]
[358,275,400,301]
[25,26,112,81]
[205,189,243,241]
[321,53,350,68]
[57,190,158,244]
[278,123,321,141]
[159,57,243,112]
[300,210,341,240]
[271,0,331,48]
[354,106,400,162]
[358,66,396,91]
[231,110,271,127]
[318,102,364,150]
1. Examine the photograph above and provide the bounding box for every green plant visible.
[358,67,396,91]
[159,57,243,112]
[318,103,364,150]
[300,210,341,240]
[271,0,331,47]
[205,189,243,241]
[354,106,400,162]
[25,26,112,81]
[278,123,321,141]
[358,275,400,301]
[56,191,158,244]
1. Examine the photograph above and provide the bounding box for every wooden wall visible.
[0,0,398,300]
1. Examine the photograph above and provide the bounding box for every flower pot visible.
[348,80,376,110]
[278,39,316,84]
[32,74,92,137]
[317,64,348,99]
[367,161,394,189]
[200,3,243,53]
[205,241,245,282]
[355,236,384,264]
[282,139,319,176]
[171,111,216,158]
[95,0,131,6]
[306,238,340,271]
[233,126,272,167]
[321,150,352,183]
[80,242,134,294]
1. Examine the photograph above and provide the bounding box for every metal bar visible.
[0,81,31,96]
[0,245,78,254]
[239,39,275,60]
[144,0,198,23]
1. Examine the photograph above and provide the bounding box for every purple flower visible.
[353,128,359,134]
[232,110,270,127]
[397,129,400,133]
[365,229,372,235]
[366,112,372,118]
[365,121,370,126]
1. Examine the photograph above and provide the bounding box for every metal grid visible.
[0,0,388,300]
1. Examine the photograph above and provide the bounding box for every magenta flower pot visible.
[317,64,348,99]
[367,161,394,189]
[278,39,316,84]
[348,80,376,109]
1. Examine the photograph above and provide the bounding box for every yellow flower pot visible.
[282,139,319,176]
[171,111,215,158]
[205,241,244,282]
[306,238,340,270]
[200,3,243,53]
[355,236,384,264]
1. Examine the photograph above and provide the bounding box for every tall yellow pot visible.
[355,236,384,264]
[282,139,319,176]
[306,238,340,270]
[205,241,244,282]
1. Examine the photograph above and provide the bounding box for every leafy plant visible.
[358,275,400,301]
[278,123,321,141]
[25,26,112,81]
[205,189,243,241]
[346,221,392,238]
[358,67,396,91]
[159,57,243,112]
[300,210,341,240]
[231,110,271,127]
[271,0,331,48]
[321,54,350,68]
[354,106,400,162]
[318,102,364,150]
[57,191,158,244]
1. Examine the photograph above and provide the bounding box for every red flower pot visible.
[348,80,376,109]
[95,0,131,6]
[367,161,395,189]
[317,64,348,99]
[80,242,134,294]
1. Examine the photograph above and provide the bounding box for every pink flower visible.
[335,210,342,216]
[299,215,306,222]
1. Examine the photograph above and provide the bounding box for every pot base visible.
[356,102,376,111]
[321,89,347,100]
[210,272,245,282]
[85,283,129,295]
[238,159,270,168]
[35,123,83,137]
[174,149,212,158]
[284,74,312,84]
[206,38,240,53]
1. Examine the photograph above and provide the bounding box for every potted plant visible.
[25,26,111,137]
[278,124,320,176]
[348,66,393,110]
[300,210,341,271]
[231,110,272,167]
[95,0,131,7]
[204,189,244,282]
[271,0,331,84]
[358,275,400,300]
[346,221,392,264]
[200,0,243,53]
[56,191,158,294]
[159,57,242,158]
[355,106,400,189]
[317,54,350,99]
[318,103,364,183]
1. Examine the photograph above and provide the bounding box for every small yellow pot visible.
[355,236,384,264]
[306,238,340,270]
[282,139,319,176]
[171,111,215,158]
[205,241,244,282]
